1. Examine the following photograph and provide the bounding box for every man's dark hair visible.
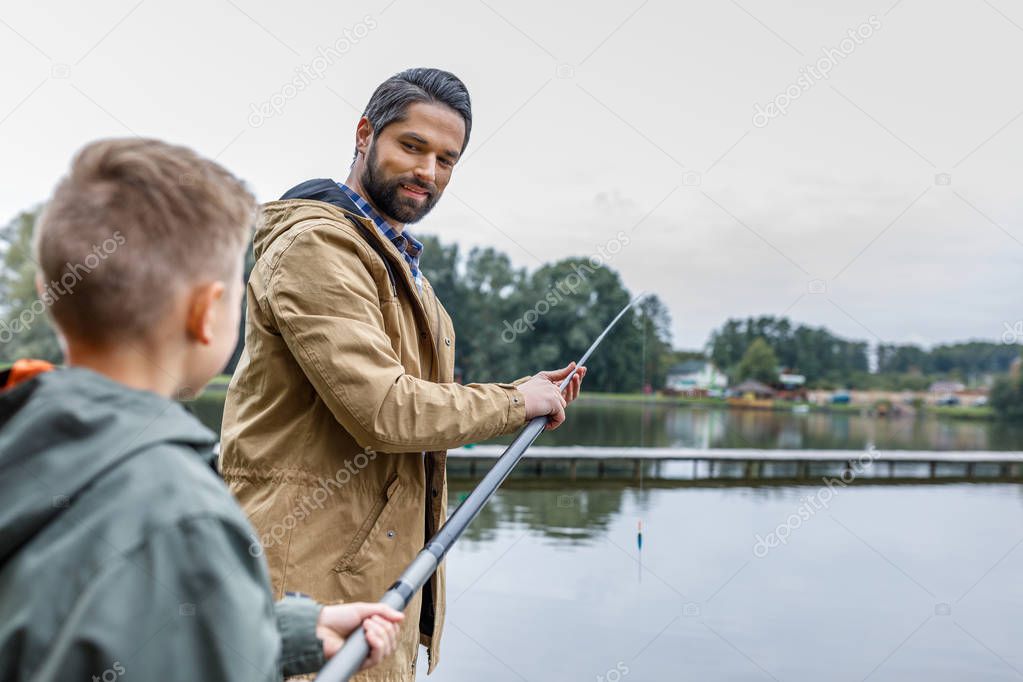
[356,68,472,159]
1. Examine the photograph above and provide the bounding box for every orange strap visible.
[4,359,55,390]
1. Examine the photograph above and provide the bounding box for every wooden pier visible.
[446,446,1023,485]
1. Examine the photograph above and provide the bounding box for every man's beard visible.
[361,143,440,225]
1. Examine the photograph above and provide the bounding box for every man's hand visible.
[317,602,404,670]
[516,362,587,430]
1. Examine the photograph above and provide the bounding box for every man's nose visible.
[414,155,437,185]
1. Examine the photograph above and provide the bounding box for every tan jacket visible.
[220,192,527,681]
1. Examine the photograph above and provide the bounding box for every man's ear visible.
[185,281,226,346]
[355,116,374,158]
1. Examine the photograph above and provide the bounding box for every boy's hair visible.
[34,138,256,347]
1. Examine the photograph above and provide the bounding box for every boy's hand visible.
[516,362,587,430]
[317,602,404,670]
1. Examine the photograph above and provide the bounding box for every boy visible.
[0,138,402,680]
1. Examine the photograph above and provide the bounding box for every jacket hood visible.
[254,178,369,261]
[0,367,216,564]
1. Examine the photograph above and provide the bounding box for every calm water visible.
[421,479,1023,681]
[483,401,1023,451]
[188,395,1023,679]
[188,396,1023,451]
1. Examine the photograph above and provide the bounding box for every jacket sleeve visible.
[35,515,324,682]
[263,222,527,453]
[274,596,325,677]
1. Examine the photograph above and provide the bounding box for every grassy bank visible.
[578,391,718,406]
[928,404,995,421]
[577,391,992,420]
[577,392,861,413]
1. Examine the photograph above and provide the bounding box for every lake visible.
[188,396,1023,679]
[426,478,1023,681]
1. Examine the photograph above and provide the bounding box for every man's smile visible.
[400,183,430,200]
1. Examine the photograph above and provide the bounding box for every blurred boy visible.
[0,138,402,680]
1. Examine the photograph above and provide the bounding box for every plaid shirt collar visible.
[337,182,423,292]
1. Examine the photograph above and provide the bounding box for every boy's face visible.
[183,252,244,396]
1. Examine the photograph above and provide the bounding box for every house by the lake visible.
[664,360,728,396]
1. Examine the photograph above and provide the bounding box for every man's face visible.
[359,101,465,224]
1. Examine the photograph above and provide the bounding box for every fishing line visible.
[637,308,646,580]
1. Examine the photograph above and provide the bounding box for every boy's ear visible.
[185,281,226,345]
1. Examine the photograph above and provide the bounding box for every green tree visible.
[991,373,1023,421]
[0,208,61,364]
[509,257,635,393]
[708,315,877,387]
[634,294,673,390]
[418,239,662,394]
[735,337,778,384]
[878,340,1019,380]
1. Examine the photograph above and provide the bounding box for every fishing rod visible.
[315,292,646,682]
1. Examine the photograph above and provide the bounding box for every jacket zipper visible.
[361,224,439,379]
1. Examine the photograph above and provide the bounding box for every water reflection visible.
[450,473,1023,545]
[457,484,648,547]
[186,394,1023,451]
[485,402,1023,451]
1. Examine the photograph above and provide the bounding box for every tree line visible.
[3,207,1019,401]
[0,209,675,393]
[709,316,868,386]
[415,235,674,393]
[708,315,1019,390]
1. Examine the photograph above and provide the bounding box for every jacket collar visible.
[279,178,443,377]
[280,179,413,286]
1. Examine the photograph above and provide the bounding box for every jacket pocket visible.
[333,473,403,574]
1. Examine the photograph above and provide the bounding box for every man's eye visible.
[402,142,417,151]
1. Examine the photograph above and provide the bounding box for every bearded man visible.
[220,68,585,681]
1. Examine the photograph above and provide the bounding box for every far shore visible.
[573,391,995,421]
[197,376,994,421]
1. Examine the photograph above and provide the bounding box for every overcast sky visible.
[1,0,1021,351]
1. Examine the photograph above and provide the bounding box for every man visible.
[0,138,403,680]
[220,68,585,680]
